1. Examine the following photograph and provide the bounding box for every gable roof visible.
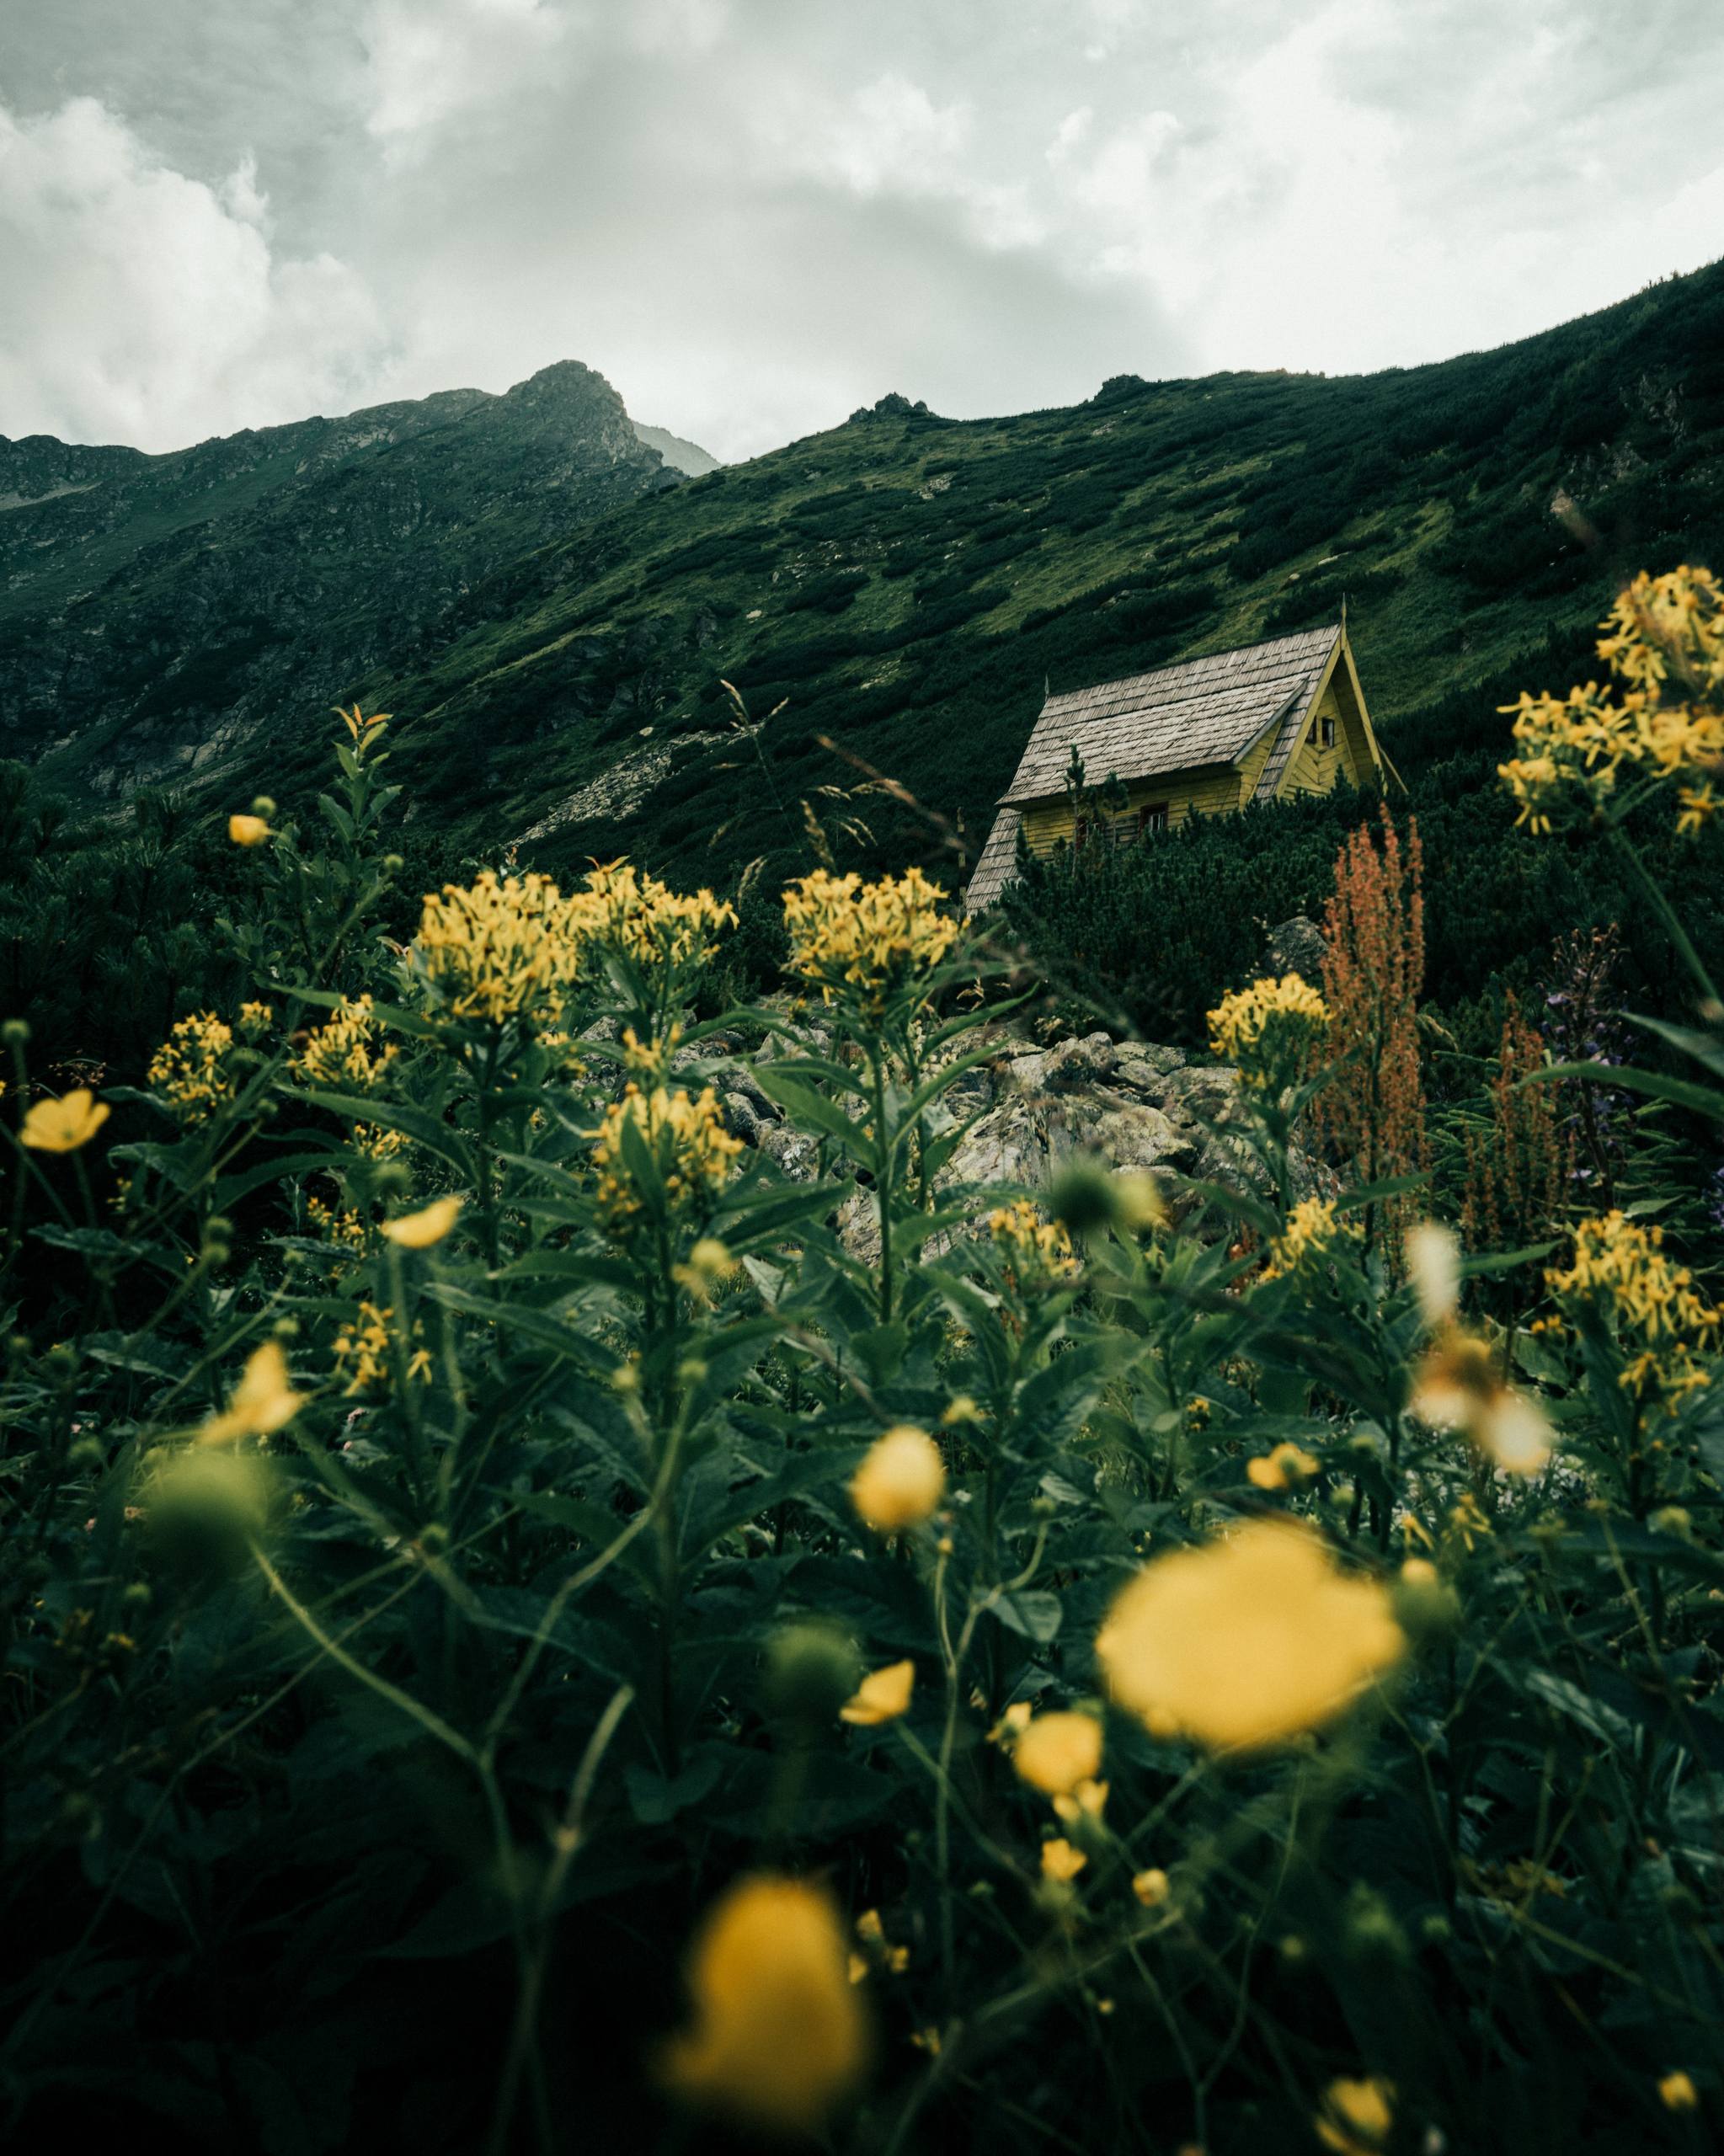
[999,622,1341,806]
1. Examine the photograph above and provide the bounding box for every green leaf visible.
[1524,1061,1724,1123]
[986,1587,1063,1643]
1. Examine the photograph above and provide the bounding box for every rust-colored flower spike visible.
[659,1876,868,2134]
[1316,808,1427,1247]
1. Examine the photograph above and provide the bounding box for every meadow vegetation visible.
[2,576,1722,2153]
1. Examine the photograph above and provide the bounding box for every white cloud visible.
[0,95,388,450]
[361,0,571,153]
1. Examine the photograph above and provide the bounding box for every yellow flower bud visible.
[840,1659,915,1726]
[382,1196,463,1249]
[228,814,272,847]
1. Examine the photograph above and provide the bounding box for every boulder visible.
[1262,915,1328,987]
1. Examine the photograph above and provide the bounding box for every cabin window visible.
[1137,802,1169,838]
[1315,715,1336,749]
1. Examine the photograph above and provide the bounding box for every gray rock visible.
[721,1092,765,1146]
[1262,915,1328,986]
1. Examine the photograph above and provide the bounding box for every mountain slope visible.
[277,259,1721,894]
[632,424,722,478]
[1,363,675,794]
[8,263,1724,902]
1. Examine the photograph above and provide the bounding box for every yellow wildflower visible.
[1132,1868,1171,1908]
[990,1700,1033,1746]
[1658,2072,1699,2113]
[566,862,734,975]
[1010,1711,1103,1797]
[659,1876,867,2135]
[337,702,390,744]
[852,1908,909,1976]
[20,1088,109,1153]
[199,1342,302,1445]
[332,1302,431,1396]
[293,995,398,1091]
[1546,1210,1718,1412]
[782,865,958,1013]
[382,1196,462,1249]
[1315,2076,1396,2156]
[147,1014,238,1120]
[1261,1197,1358,1283]
[841,1659,915,1726]
[228,813,271,846]
[414,870,585,1027]
[1039,1837,1087,1882]
[1096,1520,1405,1753]
[849,1426,946,1533]
[1500,566,1724,832]
[590,1085,742,1232]
[1207,973,1330,1093]
[987,1199,1080,1289]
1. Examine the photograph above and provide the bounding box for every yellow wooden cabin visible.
[964,619,1393,911]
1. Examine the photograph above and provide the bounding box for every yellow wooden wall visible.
[1018,762,1246,859]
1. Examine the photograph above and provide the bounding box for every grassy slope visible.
[289,260,1724,895]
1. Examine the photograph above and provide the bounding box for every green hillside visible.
[264,260,1724,894]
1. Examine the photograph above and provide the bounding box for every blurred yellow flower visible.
[1039,1837,1087,1882]
[382,1196,462,1249]
[1096,1520,1405,1753]
[1658,2071,1698,2113]
[1011,1710,1103,1797]
[227,814,271,846]
[849,1426,946,1533]
[841,1659,915,1726]
[1410,1329,1553,1476]
[199,1341,302,1444]
[20,1087,109,1153]
[1052,1778,1108,1826]
[1246,1442,1320,1492]
[659,1875,867,2134]
[1132,1867,1171,1908]
[1404,1219,1461,1328]
[1315,2077,1395,2156]
[1261,1197,1358,1283]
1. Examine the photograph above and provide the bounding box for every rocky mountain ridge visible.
[1,362,680,792]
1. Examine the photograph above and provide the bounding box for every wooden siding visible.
[1018,764,1243,859]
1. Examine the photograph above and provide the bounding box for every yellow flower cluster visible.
[590,1084,742,1231]
[781,866,958,1012]
[566,861,734,973]
[1096,1519,1405,1753]
[1499,566,1724,833]
[293,995,398,1091]
[1208,972,1330,1093]
[987,1198,1080,1287]
[332,1301,433,1394]
[1262,1197,1358,1283]
[660,1875,867,2134]
[1545,1210,1718,1409]
[414,871,584,1027]
[147,1012,238,1120]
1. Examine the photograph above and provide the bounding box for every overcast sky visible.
[3,0,1722,462]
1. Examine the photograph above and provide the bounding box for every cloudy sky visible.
[3,0,1722,462]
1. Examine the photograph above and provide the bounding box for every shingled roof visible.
[999,622,1341,806]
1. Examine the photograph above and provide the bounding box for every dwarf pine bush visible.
[2,584,1722,2154]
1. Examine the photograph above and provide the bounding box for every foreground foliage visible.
[3,580,1723,2154]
